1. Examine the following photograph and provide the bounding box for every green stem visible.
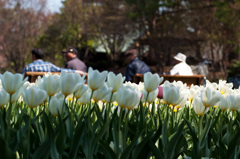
[47,96,52,115]
[43,101,46,114]
[117,108,124,158]
[220,110,223,139]
[27,108,33,159]
[72,93,76,111]
[62,95,66,114]
[6,94,12,143]
[87,90,94,159]
[48,96,52,103]
[73,98,77,112]
[107,93,113,118]
[199,114,204,141]
[145,92,149,107]
[171,107,174,133]
[166,104,169,120]
[123,110,129,149]
[79,104,83,116]
[87,90,94,127]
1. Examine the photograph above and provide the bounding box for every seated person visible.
[22,48,84,74]
[62,47,87,72]
[125,49,151,82]
[170,52,193,75]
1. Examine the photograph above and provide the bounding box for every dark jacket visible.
[65,57,87,72]
[125,57,151,82]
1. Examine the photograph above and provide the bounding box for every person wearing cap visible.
[125,49,151,82]
[22,48,83,74]
[170,52,193,75]
[62,47,87,72]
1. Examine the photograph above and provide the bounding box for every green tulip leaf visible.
[32,138,50,159]
[99,140,116,159]
[0,135,16,159]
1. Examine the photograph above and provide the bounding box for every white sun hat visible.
[174,53,186,62]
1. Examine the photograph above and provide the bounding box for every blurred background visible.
[1,0,240,82]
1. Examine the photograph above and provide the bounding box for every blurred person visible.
[170,52,193,75]
[22,48,84,74]
[125,49,151,82]
[62,47,87,72]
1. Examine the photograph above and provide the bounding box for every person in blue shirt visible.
[22,48,84,75]
[125,49,151,82]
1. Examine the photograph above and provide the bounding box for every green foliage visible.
[227,60,240,77]
[2,98,240,158]
[125,0,160,17]
[36,0,97,65]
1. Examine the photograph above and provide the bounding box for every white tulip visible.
[78,90,91,105]
[102,91,112,103]
[163,85,184,107]
[218,80,233,95]
[0,71,27,95]
[34,76,44,87]
[144,72,163,93]
[22,86,47,108]
[206,80,218,90]
[49,96,64,116]
[188,85,202,102]
[193,96,208,116]
[115,86,141,110]
[39,73,60,97]
[107,72,125,93]
[226,94,240,111]
[141,89,158,103]
[87,67,108,91]
[0,88,10,107]
[218,96,229,111]
[74,84,89,99]
[200,87,222,108]
[171,81,188,90]
[23,80,37,89]
[54,91,65,99]
[60,71,85,96]
[11,88,23,103]
[176,96,188,109]
[92,83,112,102]
[124,81,143,92]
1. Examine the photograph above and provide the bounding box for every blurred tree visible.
[0,0,49,73]
[125,0,240,79]
[183,0,240,79]
[209,1,240,78]
[37,0,137,69]
[125,0,206,72]
[36,0,97,67]
[1,0,240,80]
[86,0,137,56]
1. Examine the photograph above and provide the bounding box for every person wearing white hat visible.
[170,53,193,75]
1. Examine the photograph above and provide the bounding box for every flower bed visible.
[0,68,239,159]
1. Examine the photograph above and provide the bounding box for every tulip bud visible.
[157,86,163,99]
[0,71,27,95]
[144,72,163,93]
[60,71,85,96]
[87,67,108,91]
[49,96,64,116]
[0,88,10,107]
[22,86,47,108]
[107,72,125,93]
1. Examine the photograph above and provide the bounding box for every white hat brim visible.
[174,56,184,62]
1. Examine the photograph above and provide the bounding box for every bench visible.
[24,72,87,83]
[25,72,205,87]
[133,73,205,86]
